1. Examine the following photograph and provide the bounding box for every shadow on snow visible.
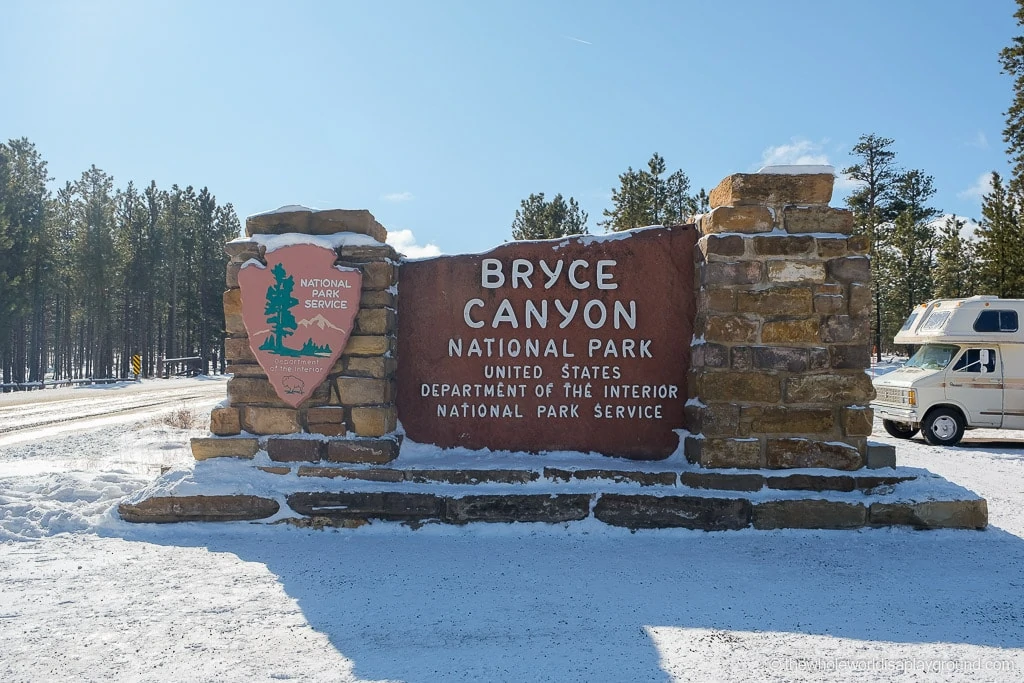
[106,519,1024,682]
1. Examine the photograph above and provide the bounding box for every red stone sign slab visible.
[238,244,362,407]
[397,225,697,459]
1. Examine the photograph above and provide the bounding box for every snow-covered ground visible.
[1,378,1023,682]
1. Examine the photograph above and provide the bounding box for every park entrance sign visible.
[396,226,698,458]
[238,243,362,407]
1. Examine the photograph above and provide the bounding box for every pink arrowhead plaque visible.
[237,243,362,407]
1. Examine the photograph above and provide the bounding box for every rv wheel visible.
[922,408,965,447]
[883,420,918,439]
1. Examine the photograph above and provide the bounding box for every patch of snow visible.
[250,205,317,216]
[229,232,384,253]
[757,164,836,176]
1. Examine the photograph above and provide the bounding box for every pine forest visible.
[0,138,239,386]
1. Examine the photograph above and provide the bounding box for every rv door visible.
[1003,345,1024,430]
[946,347,1003,428]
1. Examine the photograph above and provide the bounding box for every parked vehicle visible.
[871,296,1024,446]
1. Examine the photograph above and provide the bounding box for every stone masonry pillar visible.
[685,169,875,470]
[195,208,399,463]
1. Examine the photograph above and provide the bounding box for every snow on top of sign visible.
[756,164,835,175]
[249,204,316,216]
[399,225,680,262]
[228,232,384,253]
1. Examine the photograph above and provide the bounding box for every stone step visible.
[255,462,913,493]
[120,488,987,531]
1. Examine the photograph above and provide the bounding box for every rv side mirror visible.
[980,349,991,373]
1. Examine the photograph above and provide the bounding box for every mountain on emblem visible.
[297,314,347,333]
[238,244,362,407]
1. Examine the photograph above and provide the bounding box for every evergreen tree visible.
[876,168,941,347]
[511,192,588,240]
[664,169,697,224]
[601,153,697,231]
[263,263,298,353]
[843,134,900,359]
[975,172,1024,297]
[932,215,977,298]
[1000,0,1024,188]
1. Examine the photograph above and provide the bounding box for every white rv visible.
[871,296,1024,446]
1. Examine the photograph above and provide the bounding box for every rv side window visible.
[952,348,997,373]
[899,312,919,332]
[973,310,1019,332]
[920,310,951,331]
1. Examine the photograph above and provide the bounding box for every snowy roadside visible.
[0,382,1023,681]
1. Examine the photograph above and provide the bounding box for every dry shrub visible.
[164,404,198,430]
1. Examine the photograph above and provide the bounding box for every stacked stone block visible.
[685,171,875,470]
[197,207,399,462]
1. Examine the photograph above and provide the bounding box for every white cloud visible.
[968,131,989,149]
[386,228,442,258]
[758,138,831,168]
[957,172,994,201]
[381,191,415,203]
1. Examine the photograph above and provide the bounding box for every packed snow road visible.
[0,377,228,448]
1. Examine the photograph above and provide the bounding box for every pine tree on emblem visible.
[263,263,298,354]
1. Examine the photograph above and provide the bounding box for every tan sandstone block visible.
[842,406,874,436]
[210,407,241,436]
[360,290,396,308]
[223,289,244,336]
[702,261,763,286]
[754,499,866,529]
[785,373,876,404]
[343,335,392,357]
[747,407,835,434]
[709,173,834,208]
[336,377,392,405]
[814,237,849,258]
[767,261,826,284]
[191,437,259,460]
[700,289,737,313]
[699,234,747,258]
[355,308,396,335]
[225,337,256,363]
[223,240,262,261]
[736,288,813,316]
[350,406,398,437]
[765,438,863,469]
[700,438,762,468]
[246,207,313,235]
[311,209,387,241]
[705,315,759,343]
[849,283,872,317]
[703,206,774,234]
[761,318,821,344]
[360,261,395,290]
[228,377,329,407]
[697,372,781,403]
[783,206,853,234]
[684,402,741,437]
[752,236,814,256]
[241,407,300,435]
[344,357,396,379]
[304,406,347,436]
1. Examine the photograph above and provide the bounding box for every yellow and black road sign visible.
[131,354,142,376]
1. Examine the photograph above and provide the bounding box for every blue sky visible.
[1,0,1016,255]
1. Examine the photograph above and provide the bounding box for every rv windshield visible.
[905,344,960,370]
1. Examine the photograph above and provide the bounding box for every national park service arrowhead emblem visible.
[238,244,362,407]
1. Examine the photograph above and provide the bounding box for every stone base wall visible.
[200,208,398,460]
[685,171,875,470]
